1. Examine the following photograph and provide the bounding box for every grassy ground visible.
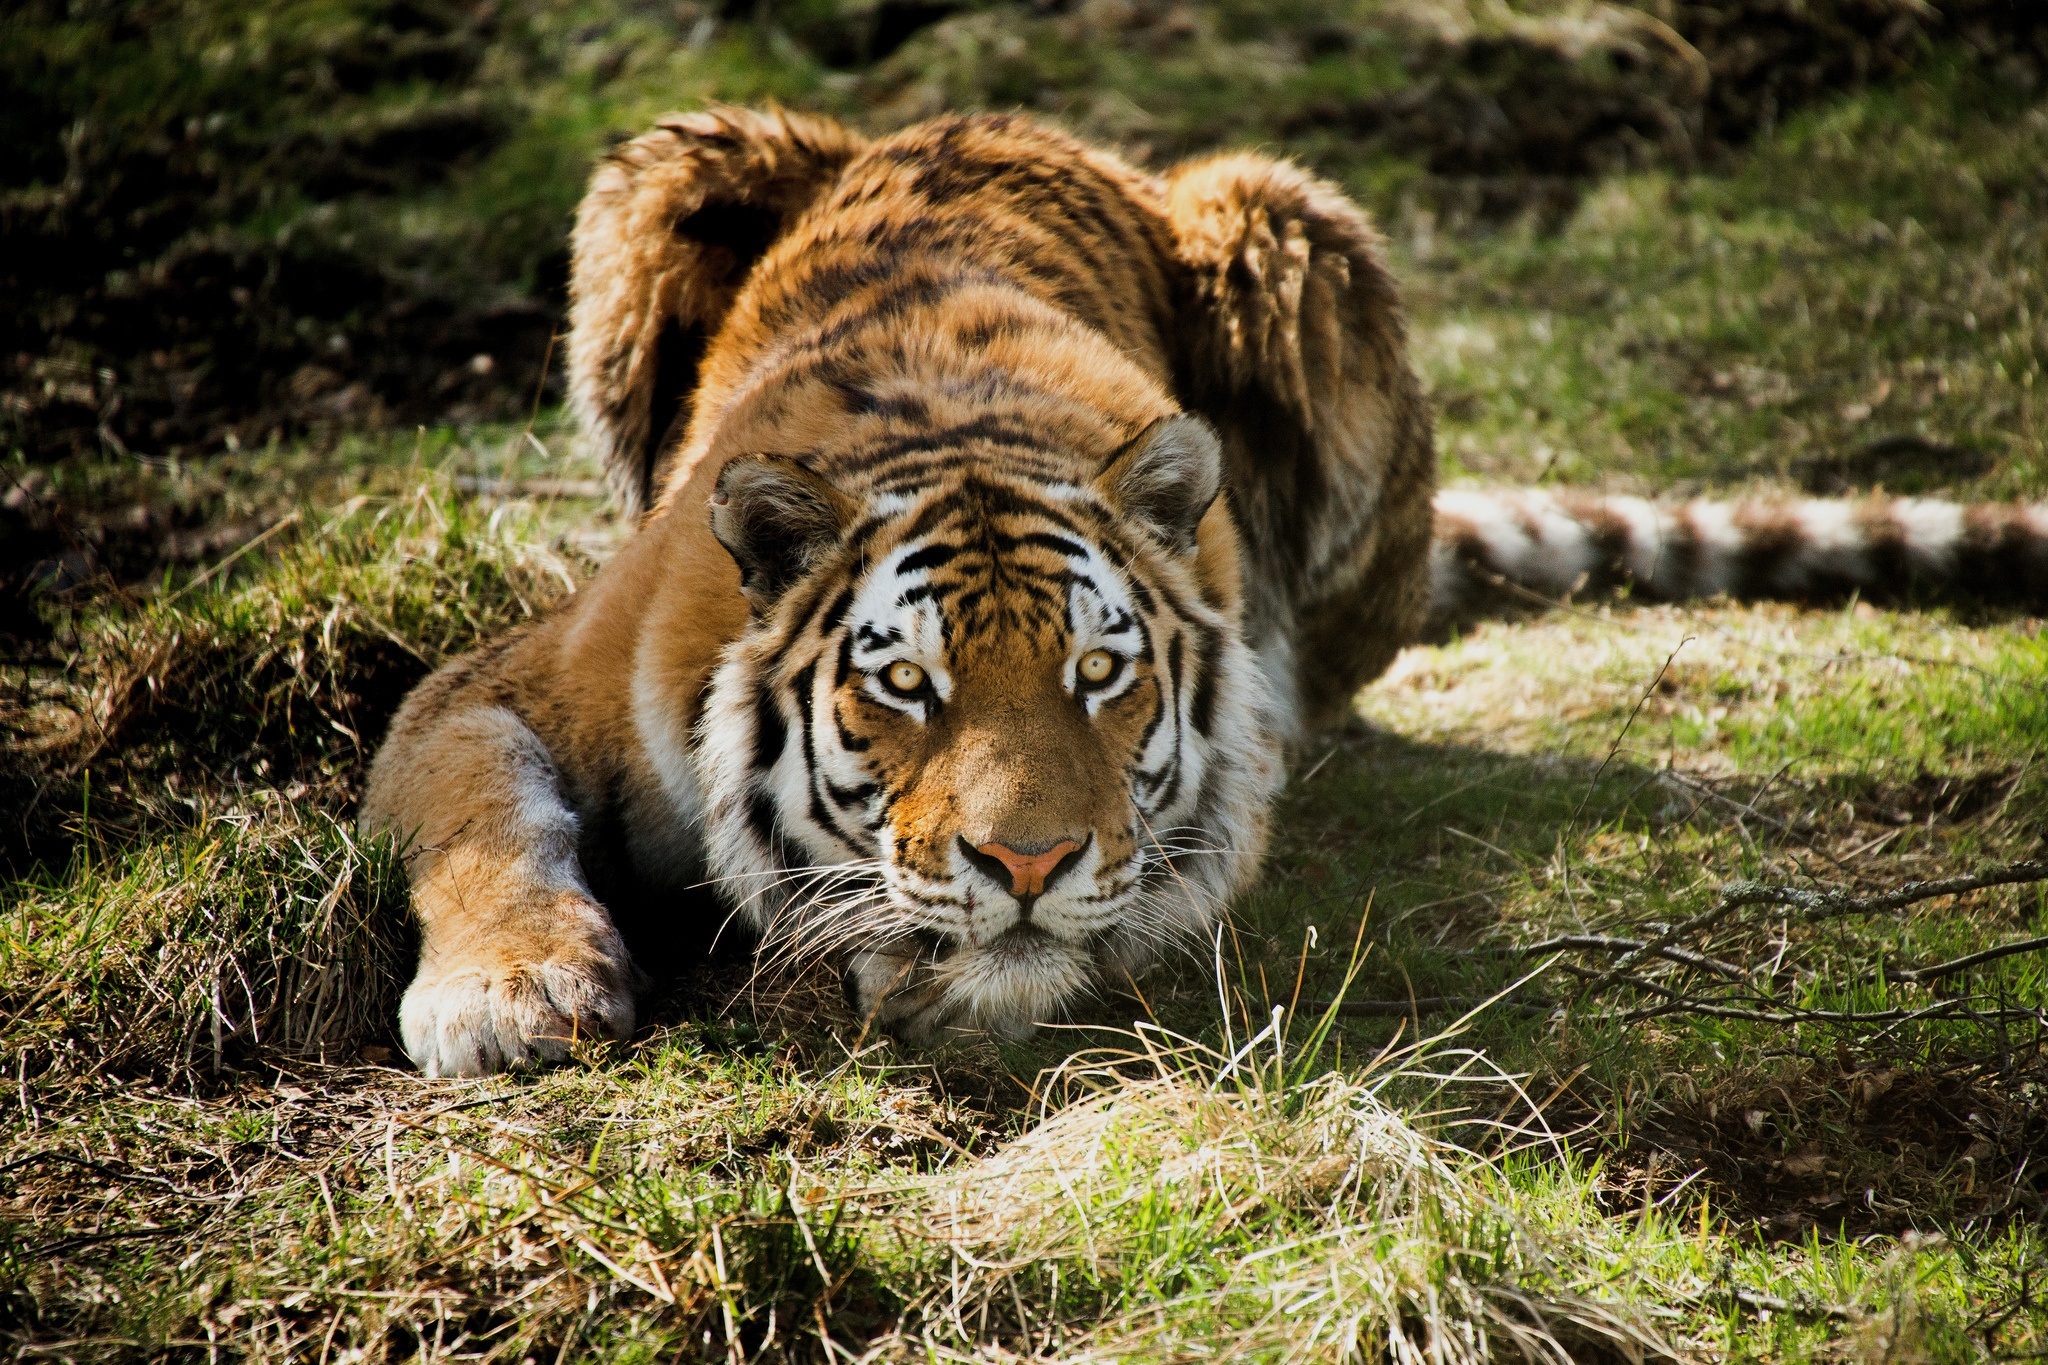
[6,39,2048,1365]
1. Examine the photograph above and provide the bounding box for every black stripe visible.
[995,530,1088,558]
[751,683,787,772]
[818,583,856,636]
[825,778,880,808]
[1132,675,1166,756]
[1167,633,1185,718]
[837,416,1054,474]
[792,661,866,856]
[1189,626,1224,739]
[746,790,782,853]
[896,543,961,575]
[833,708,871,754]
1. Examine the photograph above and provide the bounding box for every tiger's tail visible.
[1427,489,2048,634]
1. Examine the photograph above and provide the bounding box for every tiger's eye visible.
[885,661,926,694]
[1078,650,1116,684]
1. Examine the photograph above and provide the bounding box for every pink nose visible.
[974,839,1083,897]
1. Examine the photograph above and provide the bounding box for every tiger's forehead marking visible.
[843,491,1143,661]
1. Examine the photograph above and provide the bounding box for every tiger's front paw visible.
[401,923,637,1078]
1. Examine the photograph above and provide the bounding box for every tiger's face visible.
[694,416,1284,1040]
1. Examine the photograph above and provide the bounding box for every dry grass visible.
[1,807,408,1081]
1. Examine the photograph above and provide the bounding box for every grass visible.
[7,39,2048,1365]
[10,0,2026,459]
[1408,56,2048,498]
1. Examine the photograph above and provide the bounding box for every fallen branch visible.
[1886,935,2048,985]
[452,475,607,500]
[1576,861,2048,998]
[1301,995,1554,1019]
[1697,1285,1863,1324]
[1608,997,2045,1028]
[1719,861,2048,922]
[1465,934,1746,981]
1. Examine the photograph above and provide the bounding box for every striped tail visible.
[1427,489,2048,635]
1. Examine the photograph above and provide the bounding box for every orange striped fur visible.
[362,107,2044,1077]
[362,109,1431,1072]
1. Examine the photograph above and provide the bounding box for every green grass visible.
[7,41,2048,1365]
[1409,58,2048,499]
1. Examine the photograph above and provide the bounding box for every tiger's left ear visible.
[1097,413,1223,555]
[710,455,857,611]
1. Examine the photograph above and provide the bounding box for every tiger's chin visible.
[844,927,1096,1045]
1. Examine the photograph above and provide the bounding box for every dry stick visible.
[1460,934,1746,981]
[1706,1286,1863,1324]
[1887,933,2048,985]
[1718,860,2048,921]
[1480,928,2048,989]
[451,476,607,500]
[1610,997,2046,1028]
[1575,860,2048,1000]
[162,510,304,606]
[1655,768,1801,840]
[1308,865,2048,1025]
[1302,995,1554,1019]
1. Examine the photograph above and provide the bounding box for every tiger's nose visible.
[958,835,1089,907]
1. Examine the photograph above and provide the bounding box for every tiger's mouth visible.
[841,921,1099,1042]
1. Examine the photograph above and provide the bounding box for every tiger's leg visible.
[361,673,636,1078]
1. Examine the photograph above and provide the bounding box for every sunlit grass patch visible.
[1363,601,2046,783]
[0,808,408,1081]
[1410,59,2048,502]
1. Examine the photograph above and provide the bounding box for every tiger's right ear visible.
[568,108,866,519]
[1097,413,1224,555]
[709,457,858,612]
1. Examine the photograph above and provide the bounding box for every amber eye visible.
[1077,649,1119,687]
[882,661,927,695]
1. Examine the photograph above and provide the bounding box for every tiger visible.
[361,106,2048,1078]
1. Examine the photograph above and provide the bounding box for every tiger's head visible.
[694,414,1285,1040]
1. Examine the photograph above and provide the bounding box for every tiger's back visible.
[575,110,1438,734]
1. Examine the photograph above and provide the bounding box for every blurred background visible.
[6,0,2041,454]
[4,0,2046,616]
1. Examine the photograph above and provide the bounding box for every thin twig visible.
[1885,935,2048,985]
[1576,862,2048,1000]
[162,511,303,606]
[1559,636,1692,895]
[1299,995,1554,1018]
[1461,934,1746,981]
[1605,997,2045,1028]
[1699,1286,1863,1323]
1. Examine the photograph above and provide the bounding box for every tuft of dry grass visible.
[874,1025,1683,1364]
[0,806,409,1081]
[4,468,605,872]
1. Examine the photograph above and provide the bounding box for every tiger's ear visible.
[569,108,866,518]
[710,456,858,611]
[1097,414,1224,555]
